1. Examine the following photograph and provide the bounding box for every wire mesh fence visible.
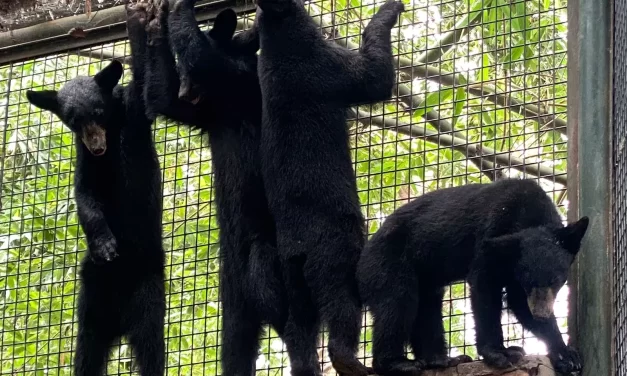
[0,0,569,374]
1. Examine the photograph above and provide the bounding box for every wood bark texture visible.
[420,356,558,376]
[0,0,119,31]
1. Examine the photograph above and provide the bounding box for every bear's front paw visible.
[373,0,405,28]
[146,0,169,44]
[549,346,582,375]
[481,346,525,369]
[126,1,149,27]
[91,236,119,264]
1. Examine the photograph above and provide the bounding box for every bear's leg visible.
[127,275,166,376]
[74,287,117,376]
[281,254,321,376]
[221,300,263,376]
[505,284,582,374]
[305,253,376,376]
[168,0,211,103]
[74,327,115,376]
[369,294,420,376]
[126,1,149,89]
[410,287,473,368]
[248,241,288,327]
[469,279,524,369]
[323,287,365,376]
[143,0,180,119]
[304,252,369,376]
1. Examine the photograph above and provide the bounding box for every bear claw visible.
[550,346,582,375]
[91,236,119,264]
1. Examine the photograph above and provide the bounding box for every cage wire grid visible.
[0,0,569,374]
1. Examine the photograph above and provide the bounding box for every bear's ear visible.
[483,234,521,257]
[94,60,123,91]
[556,216,589,254]
[210,9,237,45]
[26,90,60,115]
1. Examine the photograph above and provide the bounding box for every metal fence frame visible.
[567,0,613,374]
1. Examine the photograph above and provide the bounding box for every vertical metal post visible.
[567,0,613,374]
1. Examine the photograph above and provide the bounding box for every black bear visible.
[357,179,587,375]
[25,4,165,376]
[255,0,404,375]
[142,1,286,375]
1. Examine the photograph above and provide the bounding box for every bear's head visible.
[26,60,124,157]
[485,216,589,320]
[207,8,259,59]
[178,9,259,104]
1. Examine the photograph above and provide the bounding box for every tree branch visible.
[399,62,567,135]
[396,9,501,181]
[350,108,566,186]
[76,48,131,65]
[417,11,482,64]
[394,84,499,181]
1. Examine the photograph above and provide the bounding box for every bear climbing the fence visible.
[143,1,287,375]
[24,4,166,376]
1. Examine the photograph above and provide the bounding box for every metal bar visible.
[612,0,627,372]
[567,0,613,373]
[0,0,256,65]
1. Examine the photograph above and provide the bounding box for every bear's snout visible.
[527,287,555,319]
[81,123,107,156]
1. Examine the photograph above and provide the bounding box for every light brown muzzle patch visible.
[527,287,555,319]
[81,123,107,156]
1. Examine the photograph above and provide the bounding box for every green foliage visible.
[0,0,569,374]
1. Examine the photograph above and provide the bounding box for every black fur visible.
[142,1,286,375]
[255,1,404,375]
[25,4,165,376]
[357,179,588,376]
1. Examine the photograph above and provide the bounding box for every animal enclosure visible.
[0,0,570,374]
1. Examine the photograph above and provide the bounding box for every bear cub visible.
[142,1,286,376]
[255,0,404,375]
[357,179,587,376]
[26,4,165,375]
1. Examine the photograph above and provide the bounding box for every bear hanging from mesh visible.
[357,178,587,375]
[254,0,404,375]
[25,4,166,375]
[141,0,287,375]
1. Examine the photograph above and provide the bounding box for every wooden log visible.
[0,0,256,64]
[0,0,120,31]
[420,356,558,376]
